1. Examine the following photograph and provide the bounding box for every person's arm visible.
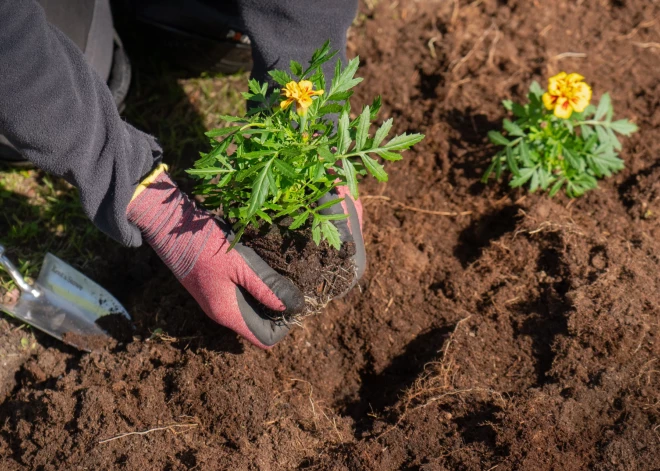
[238,0,358,90]
[0,0,304,348]
[0,0,160,247]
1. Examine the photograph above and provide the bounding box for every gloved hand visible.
[318,185,366,292]
[127,167,305,349]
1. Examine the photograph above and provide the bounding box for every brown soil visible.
[59,314,134,352]
[60,332,117,352]
[242,222,356,321]
[2,0,660,469]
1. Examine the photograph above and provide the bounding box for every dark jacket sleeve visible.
[237,0,358,88]
[0,0,161,247]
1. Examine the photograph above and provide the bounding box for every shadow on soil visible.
[341,324,453,435]
[513,235,572,385]
[444,108,506,195]
[455,402,502,447]
[454,204,521,267]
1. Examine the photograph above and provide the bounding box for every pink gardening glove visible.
[127,171,305,348]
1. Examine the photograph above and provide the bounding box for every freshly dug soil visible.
[2,0,660,469]
[60,314,134,352]
[242,222,356,320]
[60,332,117,352]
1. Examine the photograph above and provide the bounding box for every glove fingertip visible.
[236,286,291,348]
[263,270,306,315]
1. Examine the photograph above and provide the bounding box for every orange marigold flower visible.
[542,72,592,119]
[280,80,324,116]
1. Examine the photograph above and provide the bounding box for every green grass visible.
[0,67,249,294]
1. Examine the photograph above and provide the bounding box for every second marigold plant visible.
[483,72,637,197]
[187,41,424,248]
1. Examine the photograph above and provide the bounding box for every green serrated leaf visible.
[267,168,277,195]
[318,146,335,162]
[530,170,540,192]
[510,167,535,187]
[256,210,273,224]
[383,133,425,151]
[610,119,638,136]
[520,140,532,166]
[595,125,610,147]
[330,56,363,95]
[482,158,498,182]
[506,146,520,176]
[581,124,595,139]
[342,158,359,199]
[503,119,525,137]
[248,79,262,95]
[218,115,247,123]
[373,118,393,148]
[290,60,303,77]
[312,219,322,245]
[321,220,342,249]
[606,127,622,151]
[273,159,299,179]
[360,153,388,182]
[337,111,352,154]
[246,160,273,218]
[327,90,353,102]
[241,149,277,159]
[268,69,293,86]
[529,81,544,99]
[512,102,527,118]
[236,162,266,182]
[488,130,510,146]
[289,210,310,230]
[315,197,344,212]
[217,173,232,187]
[549,178,565,197]
[317,213,349,222]
[319,104,344,115]
[370,96,382,120]
[595,93,611,121]
[583,133,598,152]
[205,126,242,138]
[376,149,403,161]
[495,154,503,180]
[538,168,552,190]
[563,147,580,169]
[355,106,371,151]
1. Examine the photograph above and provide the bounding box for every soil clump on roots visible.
[242,222,356,321]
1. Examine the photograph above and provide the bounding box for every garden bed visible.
[1,0,659,469]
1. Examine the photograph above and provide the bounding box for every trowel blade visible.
[0,253,130,351]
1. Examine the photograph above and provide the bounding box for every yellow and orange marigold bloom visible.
[280,80,324,116]
[542,72,592,119]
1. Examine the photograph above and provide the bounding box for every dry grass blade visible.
[554,52,587,60]
[363,195,472,217]
[632,41,660,49]
[98,423,199,444]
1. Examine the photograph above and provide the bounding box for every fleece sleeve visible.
[237,0,359,88]
[0,0,162,247]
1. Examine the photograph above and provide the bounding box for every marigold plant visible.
[483,72,637,197]
[187,42,424,248]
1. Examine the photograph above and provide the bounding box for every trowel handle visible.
[0,243,41,297]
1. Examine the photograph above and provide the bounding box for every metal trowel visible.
[0,243,131,351]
